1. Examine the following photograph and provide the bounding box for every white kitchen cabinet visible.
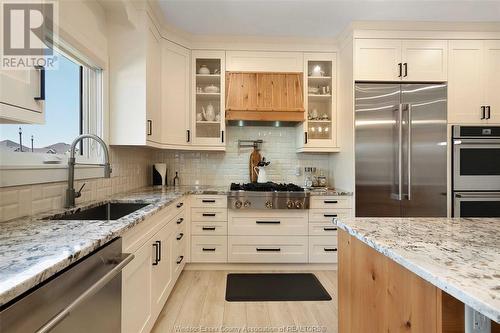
[192,50,225,149]
[226,51,303,72]
[151,220,176,318]
[122,238,153,333]
[297,53,339,152]
[0,67,45,124]
[146,22,162,144]
[401,40,448,82]
[228,236,308,263]
[483,40,500,124]
[355,39,402,81]
[355,39,447,82]
[448,40,500,124]
[161,41,191,147]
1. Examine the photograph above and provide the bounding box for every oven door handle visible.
[35,253,135,333]
[455,193,500,199]
[454,139,500,145]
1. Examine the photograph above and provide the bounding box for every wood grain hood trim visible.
[225,72,305,122]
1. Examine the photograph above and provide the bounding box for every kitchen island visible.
[336,217,500,332]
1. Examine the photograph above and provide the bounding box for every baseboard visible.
[184,262,338,271]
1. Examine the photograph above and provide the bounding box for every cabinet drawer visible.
[310,196,352,209]
[192,222,227,236]
[309,208,352,223]
[228,236,308,263]
[191,236,227,263]
[191,207,228,222]
[228,213,307,236]
[173,237,186,276]
[191,195,227,208]
[309,236,338,263]
[309,223,339,236]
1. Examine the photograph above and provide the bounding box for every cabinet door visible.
[402,40,448,82]
[484,40,500,124]
[355,39,401,81]
[448,40,485,124]
[151,221,175,316]
[0,67,44,124]
[161,40,191,146]
[122,239,153,333]
[146,22,162,144]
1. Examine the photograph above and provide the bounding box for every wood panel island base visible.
[338,229,500,333]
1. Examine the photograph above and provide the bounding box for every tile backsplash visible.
[154,126,333,186]
[0,147,153,222]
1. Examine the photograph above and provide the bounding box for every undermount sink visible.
[47,202,150,221]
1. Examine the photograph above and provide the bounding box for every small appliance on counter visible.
[153,163,167,186]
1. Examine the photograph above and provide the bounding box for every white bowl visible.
[204,85,220,93]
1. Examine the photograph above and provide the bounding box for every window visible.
[0,48,104,166]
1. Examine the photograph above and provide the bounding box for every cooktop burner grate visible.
[230,182,304,192]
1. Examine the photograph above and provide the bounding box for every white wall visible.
[154,126,334,186]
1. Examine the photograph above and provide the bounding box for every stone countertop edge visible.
[335,218,500,324]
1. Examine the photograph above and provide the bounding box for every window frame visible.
[0,42,107,187]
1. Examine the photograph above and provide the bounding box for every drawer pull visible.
[324,248,338,252]
[256,220,281,224]
[176,202,184,208]
[176,233,184,241]
[202,226,216,231]
[256,248,281,252]
[202,199,216,203]
[324,200,338,204]
[323,214,338,217]
[202,247,216,252]
[177,217,184,224]
[152,242,159,266]
[176,256,184,264]
[202,213,216,217]
[323,227,338,231]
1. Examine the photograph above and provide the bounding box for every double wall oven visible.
[452,126,500,217]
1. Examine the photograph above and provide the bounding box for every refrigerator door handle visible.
[391,104,403,201]
[406,103,412,201]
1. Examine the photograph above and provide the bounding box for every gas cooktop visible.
[228,182,309,210]
[230,182,304,192]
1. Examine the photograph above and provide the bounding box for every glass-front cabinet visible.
[297,53,338,152]
[191,50,225,149]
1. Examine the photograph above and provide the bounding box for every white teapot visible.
[202,103,216,121]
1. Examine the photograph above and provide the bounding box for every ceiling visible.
[157,1,500,38]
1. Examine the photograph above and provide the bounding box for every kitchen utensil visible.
[198,65,210,75]
[201,103,216,121]
[253,166,268,183]
[249,148,262,183]
[204,84,220,93]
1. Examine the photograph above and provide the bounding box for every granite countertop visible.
[0,185,226,308]
[336,217,500,323]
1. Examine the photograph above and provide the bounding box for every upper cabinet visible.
[161,41,191,148]
[0,67,45,124]
[354,39,448,82]
[226,51,303,72]
[225,72,304,121]
[297,53,338,152]
[448,40,500,124]
[192,50,226,148]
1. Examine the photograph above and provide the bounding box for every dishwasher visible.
[0,238,133,333]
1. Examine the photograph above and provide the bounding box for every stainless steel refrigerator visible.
[355,83,447,217]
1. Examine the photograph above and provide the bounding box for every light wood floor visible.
[151,270,338,333]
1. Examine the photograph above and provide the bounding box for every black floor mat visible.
[225,273,332,302]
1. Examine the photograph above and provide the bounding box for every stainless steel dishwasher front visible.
[0,238,134,333]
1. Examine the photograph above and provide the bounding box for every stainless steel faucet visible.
[65,134,112,208]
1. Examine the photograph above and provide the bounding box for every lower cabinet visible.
[122,199,187,333]
[228,236,308,263]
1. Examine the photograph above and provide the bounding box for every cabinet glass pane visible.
[308,122,332,140]
[195,58,221,139]
[307,59,333,142]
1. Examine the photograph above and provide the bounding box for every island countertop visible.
[335,217,500,323]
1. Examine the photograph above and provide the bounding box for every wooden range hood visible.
[225,72,305,122]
